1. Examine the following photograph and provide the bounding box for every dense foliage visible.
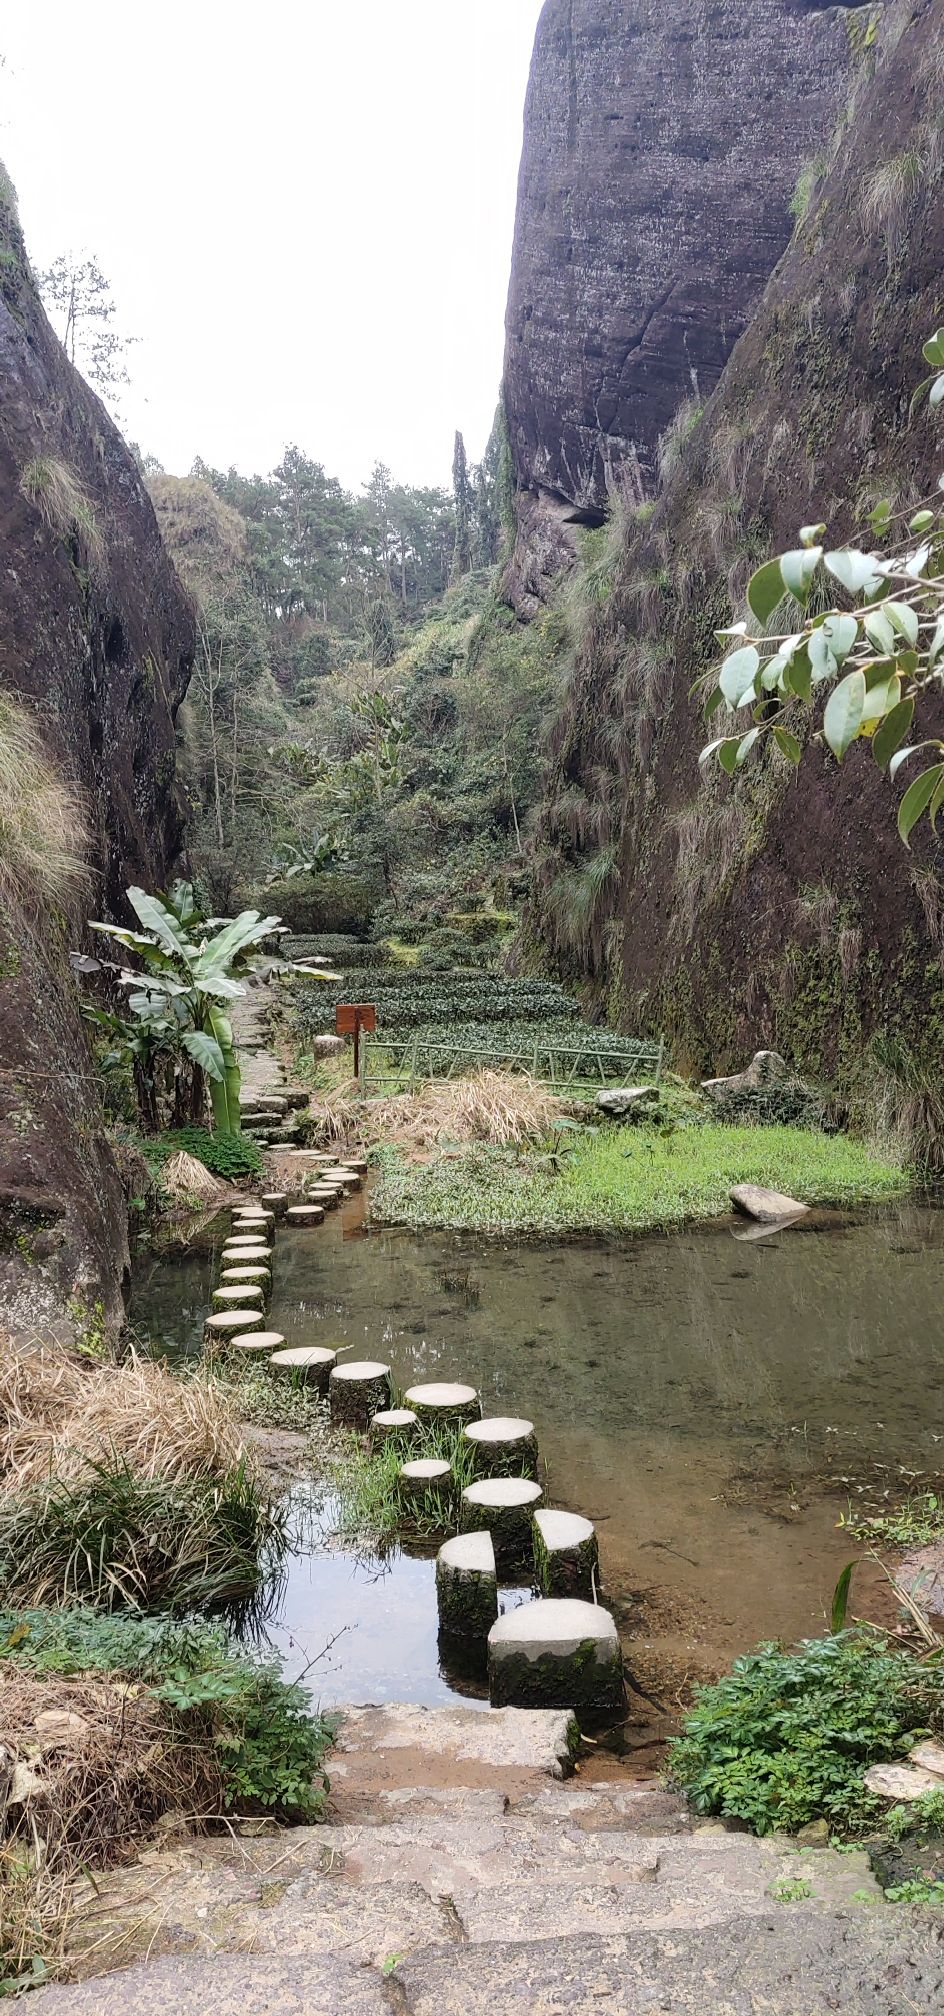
[667,1633,944,1836]
[292,971,581,1036]
[160,1127,263,1179]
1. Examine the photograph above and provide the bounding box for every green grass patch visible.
[839,1492,944,1548]
[667,1632,944,1837]
[372,1124,906,1235]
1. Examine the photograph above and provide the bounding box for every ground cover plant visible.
[324,1412,538,1552]
[666,1631,944,1836]
[371,1123,905,1235]
[840,1492,944,1548]
[0,1608,336,1990]
[291,970,581,1037]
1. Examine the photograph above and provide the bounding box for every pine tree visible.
[451,430,473,582]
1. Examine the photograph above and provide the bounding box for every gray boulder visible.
[596,1086,659,1118]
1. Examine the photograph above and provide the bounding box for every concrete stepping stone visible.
[220,1264,271,1292]
[406,1382,481,1426]
[331,1168,363,1189]
[488,1597,624,1711]
[230,1331,286,1357]
[222,1239,272,1259]
[330,1360,393,1429]
[345,1158,369,1176]
[261,1191,288,1216]
[461,1477,543,1572]
[204,1309,263,1346]
[270,1345,337,1393]
[464,1417,538,1479]
[533,1509,599,1601]
[436,1531,498,1640]
[370,1407,419,1446]
[212,1283,264,1312]
[286,1203,326,1225]
[400,1458,453,1503]
[730,1182,809,1224]
[232,1212,274,1230]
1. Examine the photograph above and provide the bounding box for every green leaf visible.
[863,607,896,654]
[898,763,944,845]
[823,549,885,599]
[923,329,944,368]
[820,614,858,665]
[808,629,837,684]
[718,738,741,775]
[868,500,892,533]
[822,670,866,760]
[928,615,944,665]
[699,737,727,765]
[780,547,822,605]
[831,1561,859,1634]
[718,646,760,708]
[746,559,786,624]
[884,601,919,647]
[931,770,944,831]
[704,685,726,720]
[182,1030,226,1082]
[773,727,802,764]
[872,697,915,769]
[903,544,931,579]
[909,510,935,533]
[784,643,813,704]
[860,676,901,728]
[126,888,193,958]
[735,727,760,765]
[799,523,826,548]
[931,375,944,410]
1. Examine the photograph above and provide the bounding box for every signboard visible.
[335,1003,376,1080]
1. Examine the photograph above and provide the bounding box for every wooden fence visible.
[363,1031,665,1092]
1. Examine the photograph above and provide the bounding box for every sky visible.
[0,1,545,491]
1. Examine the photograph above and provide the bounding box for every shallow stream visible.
[129,1193,944,1714]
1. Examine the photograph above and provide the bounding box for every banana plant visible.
[87,884,284,1136]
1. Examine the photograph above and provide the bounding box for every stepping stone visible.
[344,1158,369,1175]
[533,1509,599,1601]
[286,1204,325,1226]
[436,1531,498,1640]
[461,1477,544,1573]
[330,1360,393,1430]
[405,1382,481,1426]
[370,1407,419,1446]
[331,1169,363,1189]
[730,1183,809,1224]
[204,1309,263,1346]
[270,1345,337,1393]
[400,1458,453,1503]
[222,1239,272,1257]
[232,1210,274,1228]
[261,1192,289,1216]
[488,1598,624,1711]
[230,1331,286,1356]
[212,1283,264,1312]
[220,1264,271,1290]
[464,1416,538,1479]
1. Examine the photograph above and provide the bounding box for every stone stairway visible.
[230,980,309,1146]
[29,1707,943,2015]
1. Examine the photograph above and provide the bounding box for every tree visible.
[699,329,944,849]
[37,253,135,415]
[451,431,473,582]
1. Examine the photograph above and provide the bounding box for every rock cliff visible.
[503,0,868,613]
[0,168,194,1336]
[527,0,944,1088]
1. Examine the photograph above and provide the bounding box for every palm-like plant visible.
[87,882,282,1136]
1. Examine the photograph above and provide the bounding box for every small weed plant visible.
[839,1492,944,1548]
[667,1632,944,1836]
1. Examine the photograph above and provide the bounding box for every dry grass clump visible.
[367,1069,573,1150]
[161,1150,225,1206]
[0,1343,248,1491]
[0,695,87,914]
[19,456,104,570]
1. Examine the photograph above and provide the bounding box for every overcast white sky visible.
[0,1,544,491]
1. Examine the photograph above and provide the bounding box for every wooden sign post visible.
[336,1003,377,1086]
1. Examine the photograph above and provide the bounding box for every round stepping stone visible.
[330,1169,362,1190]
[308,1188,340,1208]
[220,1264,271,1289]
[533,1510,600,1602]
[204,1309,263,1346]
[436,1531,498,1640]
[212,1283,264,1312]
[345,1158,369,1176]
[400,1458,452,1503]
[232,1214,273,1230]
[460,1478,543,1574]
[488,1598,624,1712]
[230,1331,286,1357]
[405,1382,480,1426]
[463,1417,538,1479]
[261,1192,289,1217]
[269,1345,337,1393]
[222,1240,271,1259]
[329,1360,392,1430]
[233,1203,274,1219]
[370,1408,419,1448]
[286,1204,325,1226]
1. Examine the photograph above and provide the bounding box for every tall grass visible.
[19,455,104,570]
[0,695,87,915]
[326,1415,537,1552]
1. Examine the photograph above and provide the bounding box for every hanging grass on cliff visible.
[370,1122,905,1236]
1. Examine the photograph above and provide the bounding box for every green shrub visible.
[667,1634,944,1837]
[162,1127,262,1179]
[255,872,375,934]
[292,972,581,1037]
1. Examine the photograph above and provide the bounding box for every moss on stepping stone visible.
[533,1509,599,1601]
[212,1283,264,1312]
[261,1192,288,1216]
[204,1309,263,1348]
[488,1598,624,1712]
[464,1417,538,1479]
[270,1345,337,1393]
[436,1531,498,1640]
[370,1407,419,1448]
[461,1477,543,1573]
[329,1360,392,1430]
[230,1331,286,1356]
[286,1204,326,1225]
[220,1265,271,1292]
[405,1382,480,1426]
[400,1457,452,1504]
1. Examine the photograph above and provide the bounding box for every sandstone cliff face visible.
[528,0,944,1086]
[0,173,195,1335]
[503,0,865,613]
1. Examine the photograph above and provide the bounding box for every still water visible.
[130,1194,944,1709]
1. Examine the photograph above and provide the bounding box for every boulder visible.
[595,1086,660,1118]
[730,1184,809,1224]
[702,1051,789,1103]
[864,1762,944,1800]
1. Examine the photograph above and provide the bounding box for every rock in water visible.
[488,1598,624,1712]
[533,1509,599,1602]
[436,1532,498,1641]
[730,1184,809,1224]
